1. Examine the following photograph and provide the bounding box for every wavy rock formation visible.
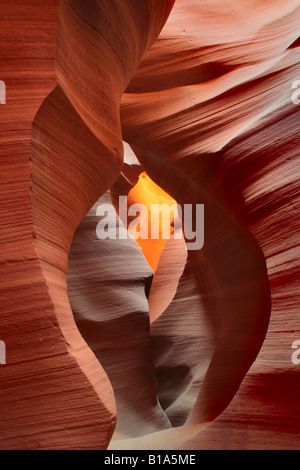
[176,103,300,450]
[0,0,299,450]
[114,0,300,448]
[0,0,174,449]
[67,192,171,437]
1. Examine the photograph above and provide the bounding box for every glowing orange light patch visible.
[127,172,177,272]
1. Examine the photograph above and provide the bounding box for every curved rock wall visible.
[0,0,299,450]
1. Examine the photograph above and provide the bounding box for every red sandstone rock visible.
[0,0,174,449]
[0,0,299,450]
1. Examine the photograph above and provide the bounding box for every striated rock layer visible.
[0,0,299,450]
[113,0,300,449]
[0,0,174,449]
[67,192,171,437]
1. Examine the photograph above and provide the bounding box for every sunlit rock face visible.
[0,0,299,450]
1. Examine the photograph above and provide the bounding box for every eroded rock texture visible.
[0,0,299,450]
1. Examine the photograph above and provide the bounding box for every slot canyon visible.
[0,0,299,450]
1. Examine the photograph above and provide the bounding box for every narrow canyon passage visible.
[0,0,299,451]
